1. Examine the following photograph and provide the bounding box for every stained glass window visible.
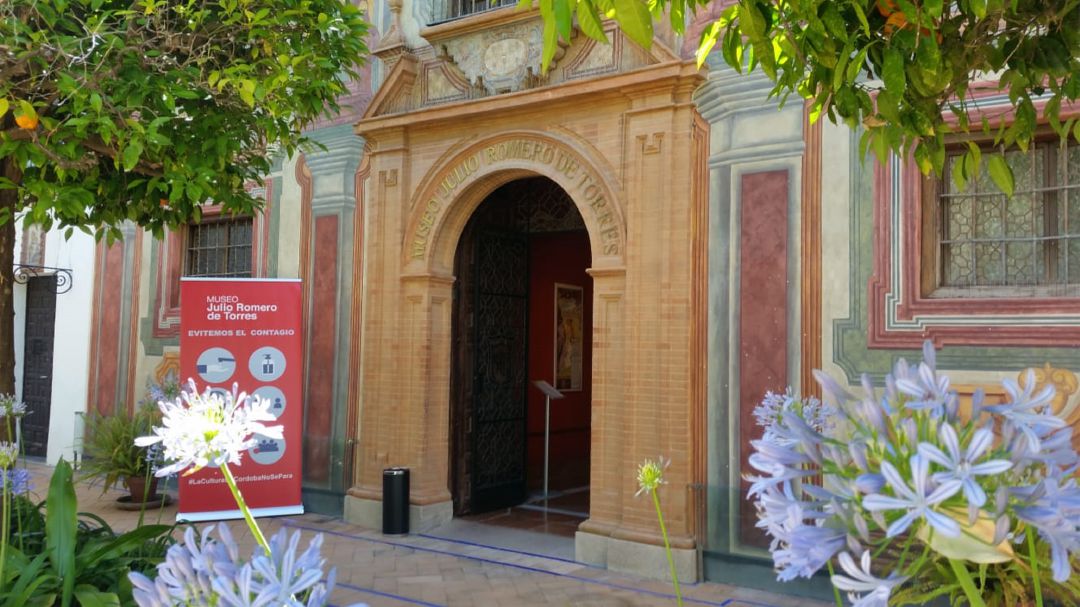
[184,216,253,278]
[938,141,1080,292]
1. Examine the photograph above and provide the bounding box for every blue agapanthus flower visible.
[0,467,32,494]
[772,524,846,581]
[918,424,1012,509]
[747,340,1080,602]
[862,454,962,538]
[129,523,363,607]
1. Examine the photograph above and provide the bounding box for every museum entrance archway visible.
[449,177,593,537]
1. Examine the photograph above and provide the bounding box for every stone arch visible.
[401,131,626,277]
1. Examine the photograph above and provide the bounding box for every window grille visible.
[185,216,253,278]
[936,141,1080,292]
[431,0,516,24]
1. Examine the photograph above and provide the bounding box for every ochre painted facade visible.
[344,52,710,578]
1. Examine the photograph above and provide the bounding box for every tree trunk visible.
[0,149,21,397]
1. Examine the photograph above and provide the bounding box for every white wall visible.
[12,227,25,405]
[11,223,96,464]
[44,229,95,464]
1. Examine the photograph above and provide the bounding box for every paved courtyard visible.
[22,462,827,607]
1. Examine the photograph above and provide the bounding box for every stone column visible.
[298,125,364,512]
[577,83,707,583]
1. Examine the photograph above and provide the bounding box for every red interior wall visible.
[527,231,592,493]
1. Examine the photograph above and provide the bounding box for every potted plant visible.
[81,402,166,506]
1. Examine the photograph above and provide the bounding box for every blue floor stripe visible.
[335,581,445,607]
[415,532,587,567]
[283,520,736,607]
[415,531,704,588]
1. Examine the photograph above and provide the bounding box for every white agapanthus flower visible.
[0,395,27,418]
[136,379,283,477]
[831,551,907,607]
[0,441,18,469]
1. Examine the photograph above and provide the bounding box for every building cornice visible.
[355,60,704,138]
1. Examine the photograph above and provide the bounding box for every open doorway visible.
[447,177,592,550]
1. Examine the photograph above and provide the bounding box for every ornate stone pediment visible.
[437,20,548,95]
[361,7,684,119]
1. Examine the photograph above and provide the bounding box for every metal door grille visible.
[469,230,529,511]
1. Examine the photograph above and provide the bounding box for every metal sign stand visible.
[532,380,565,511]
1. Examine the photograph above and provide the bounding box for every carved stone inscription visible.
[410,138,621,259]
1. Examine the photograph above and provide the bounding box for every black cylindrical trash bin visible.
[382,467,409,535]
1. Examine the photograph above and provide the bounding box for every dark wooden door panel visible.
[21,276,57,457]
[470,231,529,512]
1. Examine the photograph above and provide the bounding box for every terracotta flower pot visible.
[125,475,160,503]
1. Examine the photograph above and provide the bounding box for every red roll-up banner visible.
[177,278,304,521]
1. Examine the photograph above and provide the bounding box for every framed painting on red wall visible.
[554,283,583,391]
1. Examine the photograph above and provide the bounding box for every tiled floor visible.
[18,462,829,607]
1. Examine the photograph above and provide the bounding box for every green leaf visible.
[924,0,943,18]
[834,44,853,90]
[539,0,559,71]
[847,45,870,82]
[916,36,941,71]
[89,93,102,113]
[553,0,571,40]
[850,2,870,35]
[720,23,742,70]
[882,48,906,95]
[965,141,982,175]
[576,0,608,42]
[122,141,143,171]
[73,586,120,607]
[987,153,1014,197]
[613,0,653,49]
[46,459,77,607]
[76,525,172,569]
[738,1,766,39]
[951,152,968,191]
[239,79,256,107]
[669,0,685,35]
[969,0,987,19]
[0,98,8,119]
[17,99,37,121]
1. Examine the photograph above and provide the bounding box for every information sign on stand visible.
[532,380,565,509]
[178,278,304,521]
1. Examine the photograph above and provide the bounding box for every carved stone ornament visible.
[439,20,561,95]
[1020,363,1080,451]
[374,0,407,65]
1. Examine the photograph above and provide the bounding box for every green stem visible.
[11,416,23,552]
[902,539,932,578]
[220,464,271,555]
[949,558,986,607]
[650,488,682,606]
[825,560,843,607]
[894,527,917,571]
[1027,529,1044,607]
[1,480,9,590]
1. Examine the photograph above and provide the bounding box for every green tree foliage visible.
[1,0,368,232]
[535,0,1080,194]
[0,0,368,393]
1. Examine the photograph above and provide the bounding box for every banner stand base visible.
[177,504,304,523]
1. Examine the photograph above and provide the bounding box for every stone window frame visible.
[867,90,1080,348]
[183,213,255,278]
[151,188,272,339]
[920,134,1080,299]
